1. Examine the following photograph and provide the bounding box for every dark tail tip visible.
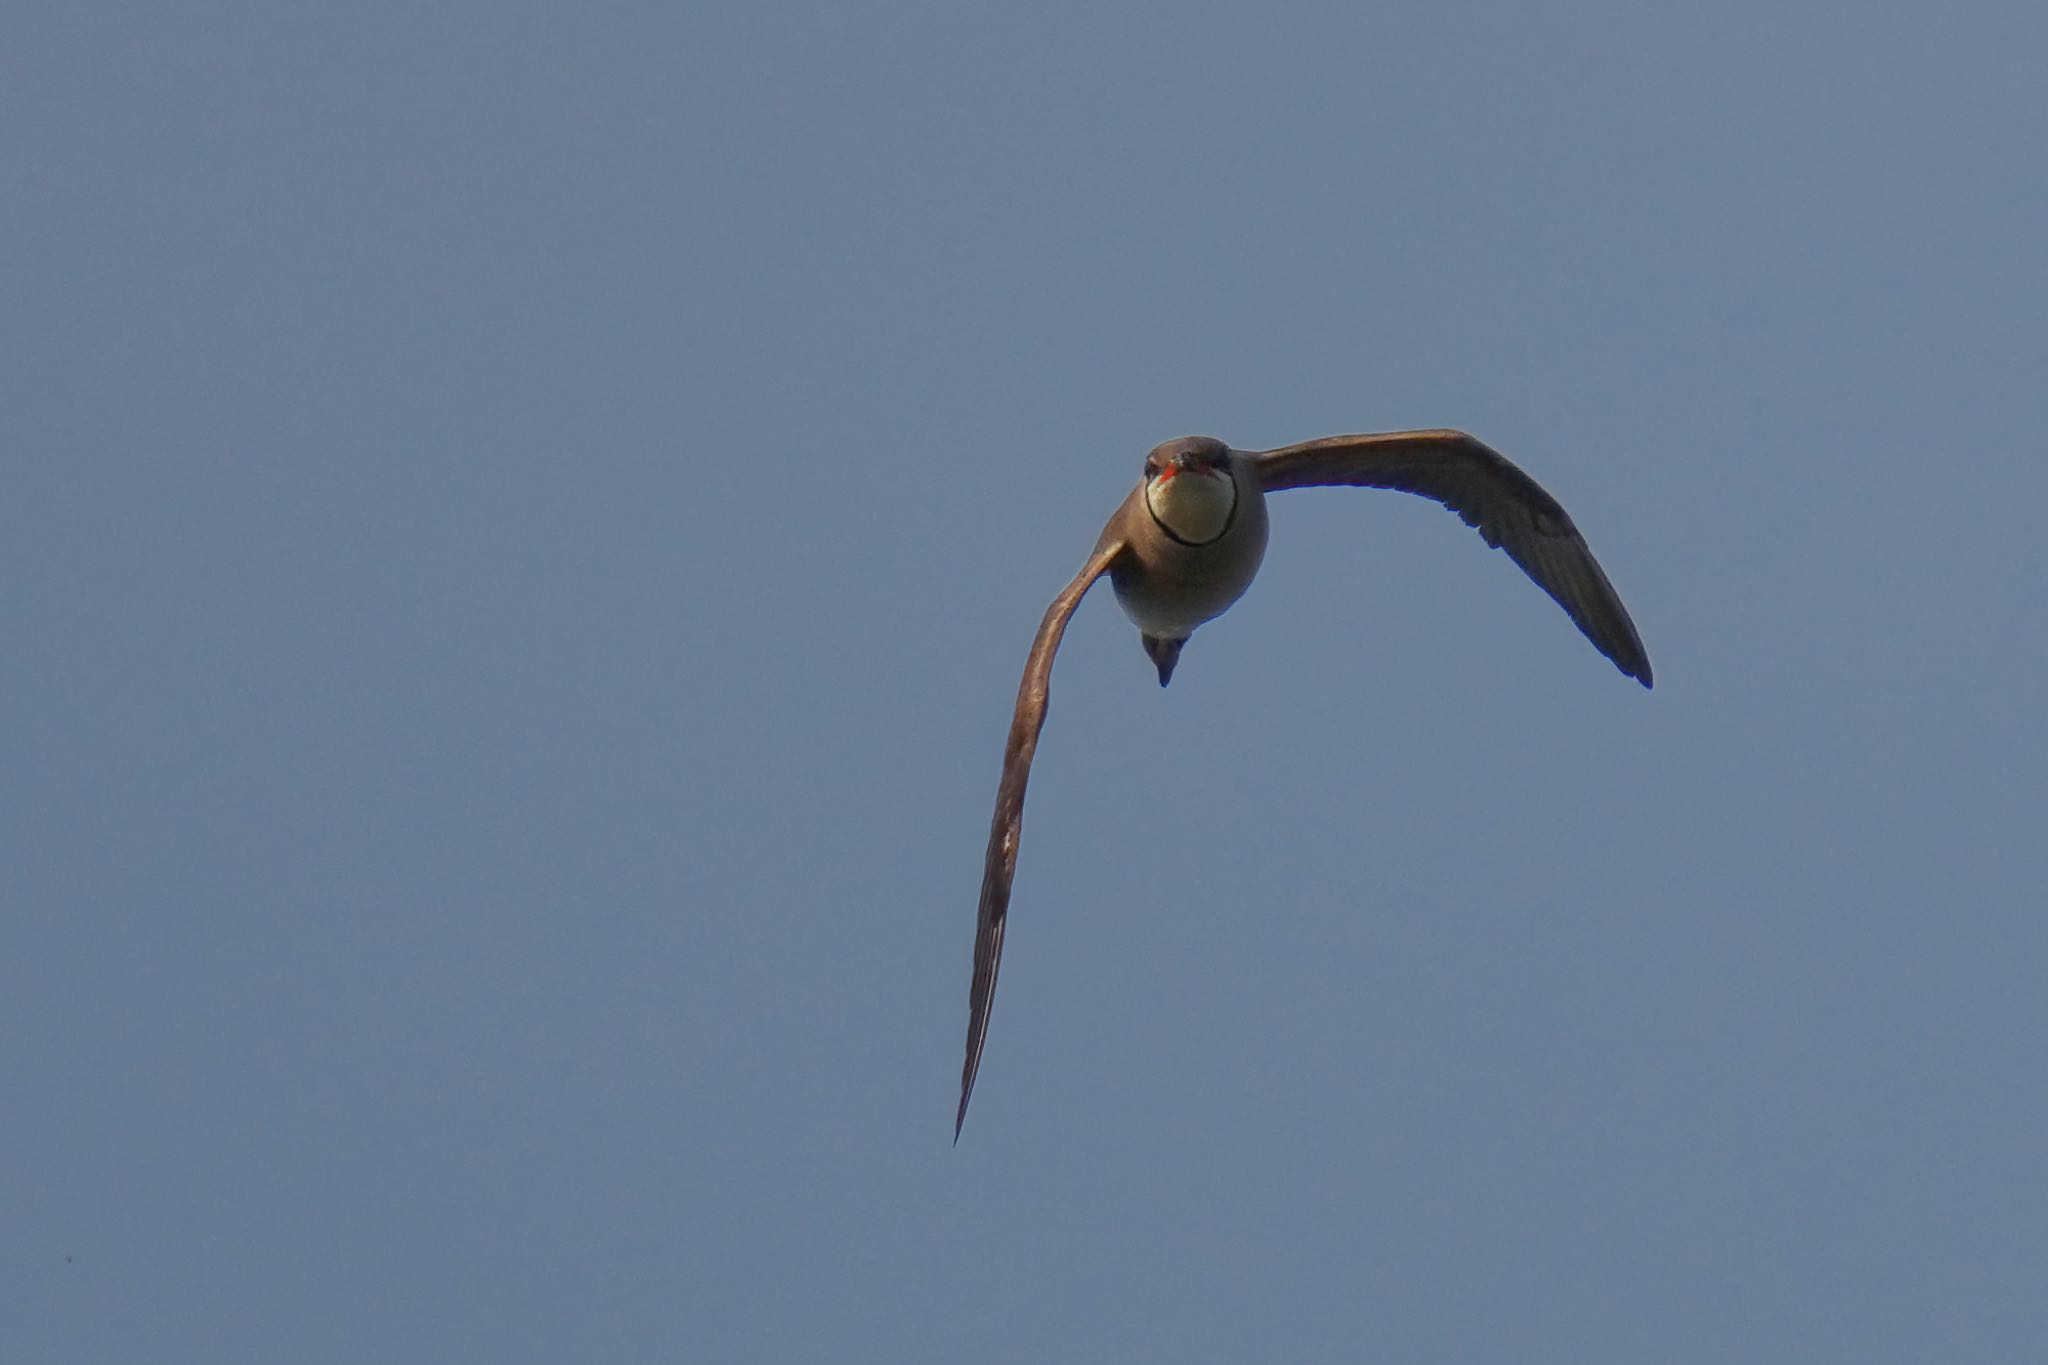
[1142,634,1187,687]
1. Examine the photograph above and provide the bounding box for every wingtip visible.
[1612,649,1653,689]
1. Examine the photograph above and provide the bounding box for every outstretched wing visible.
[957,529,1128,1141]
[1252,430,1652,686]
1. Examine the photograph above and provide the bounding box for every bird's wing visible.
[1251,430,1652,686]
[957,525,1128,1141]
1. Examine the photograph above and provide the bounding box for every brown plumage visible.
[955,430,1652,1139]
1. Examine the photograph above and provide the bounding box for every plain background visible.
[6,3,2045,1360]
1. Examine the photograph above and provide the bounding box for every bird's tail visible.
[1141,634,1187,687]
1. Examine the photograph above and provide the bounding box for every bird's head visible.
[1142,436,1238,545]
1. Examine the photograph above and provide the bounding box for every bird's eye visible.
[1145,461,1159,476]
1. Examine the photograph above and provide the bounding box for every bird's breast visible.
[1111,485,1269,637]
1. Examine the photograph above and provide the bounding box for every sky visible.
[5,2,2046,1360]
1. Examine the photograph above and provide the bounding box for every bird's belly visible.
[1110,527,1267,637]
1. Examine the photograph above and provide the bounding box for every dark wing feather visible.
[1252,430,1652,686]
[957,530,1127,1141]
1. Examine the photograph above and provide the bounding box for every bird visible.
[953,429,1653,1141]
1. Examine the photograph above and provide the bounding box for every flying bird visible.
[955,430,1652,1139]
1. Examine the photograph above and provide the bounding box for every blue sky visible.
[6,3,2046,1360]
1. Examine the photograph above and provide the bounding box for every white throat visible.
[1145,468,1237,545]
